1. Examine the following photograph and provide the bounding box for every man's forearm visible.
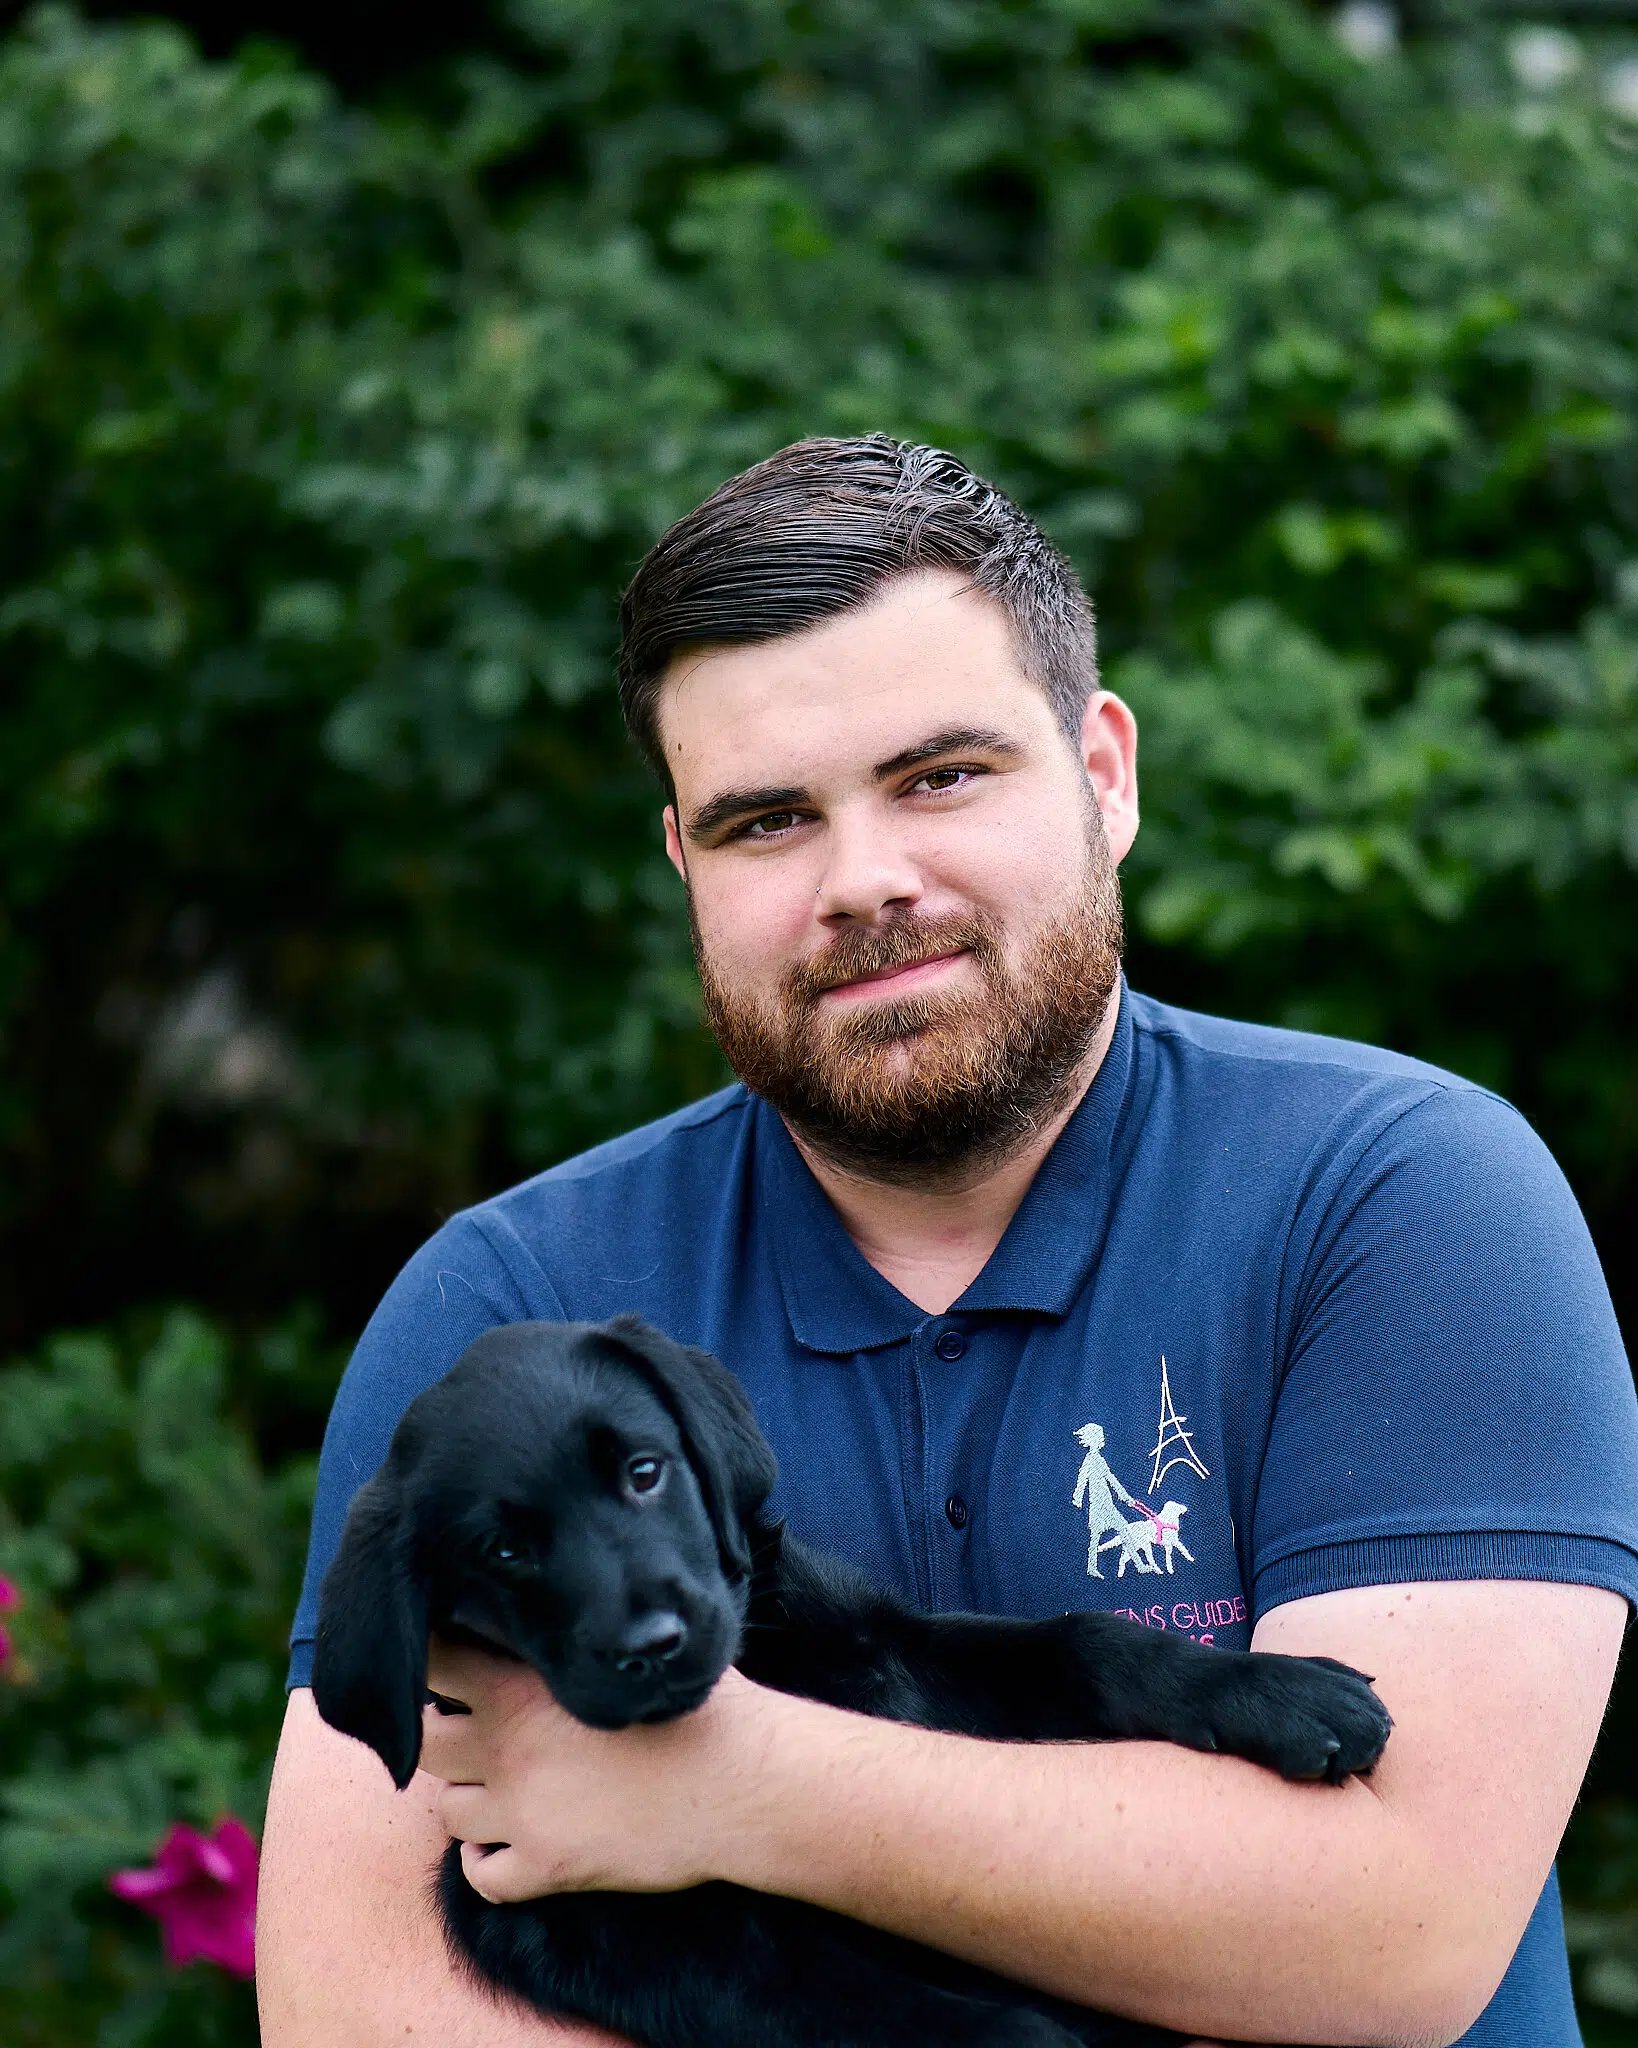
[700,1580,1624,2046]
[713,1690,1468,2047]
[424,1582,1620,2048]
[258,1691,626,2048]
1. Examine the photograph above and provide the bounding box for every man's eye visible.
[626,1456,665,1494]
[915,766,976,795]
[743,811,799,839]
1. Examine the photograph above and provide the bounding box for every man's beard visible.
[693,822,1124,1187]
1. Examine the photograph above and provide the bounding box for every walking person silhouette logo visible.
[1071,1423,1156,1578]
[1071,1362,1207,1581]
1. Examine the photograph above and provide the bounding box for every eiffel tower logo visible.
[1147,1356,1210,1493]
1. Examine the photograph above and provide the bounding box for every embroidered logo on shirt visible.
[1070,1422,1195,1578]
[1147,1354,1211,1492]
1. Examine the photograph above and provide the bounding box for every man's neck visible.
[786,997,1120,1317]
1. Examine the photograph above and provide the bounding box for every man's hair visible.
[617,434,1098,785]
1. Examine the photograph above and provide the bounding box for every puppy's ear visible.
[310,1469,429,1789]
[601,1316,777,1576]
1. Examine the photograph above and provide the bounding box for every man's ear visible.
[310,1468,430,1790]
[598,1315,777,1578]
[1079,689,1139,864]
[663,805,688,883]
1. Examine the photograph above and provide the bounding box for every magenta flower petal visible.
[109,1862,186,1902]
[0,1577,18,1612]
[195,1837,237,1887]
[109,1817,259,1979]
[0,1624,10,1666]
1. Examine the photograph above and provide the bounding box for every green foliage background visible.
[1,1,1635,2037]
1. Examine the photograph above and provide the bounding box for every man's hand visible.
[422,1641,778,1903]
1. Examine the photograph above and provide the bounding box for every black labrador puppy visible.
[313,1317,1391,2048]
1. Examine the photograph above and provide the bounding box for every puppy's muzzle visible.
[613,1609,688,1676]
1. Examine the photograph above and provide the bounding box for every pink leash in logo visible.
[1133,1497,1177,1542]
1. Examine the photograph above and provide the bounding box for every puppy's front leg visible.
[757,1536,1389,1784]
[1007,1616,1393,1785]
[900,1609,1391,1783]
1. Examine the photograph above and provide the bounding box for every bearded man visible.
[259,437,1638,2048]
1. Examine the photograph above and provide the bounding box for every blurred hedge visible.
[0,1310,330,2044]
[1,1,1636,2038]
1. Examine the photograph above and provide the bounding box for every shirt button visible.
[945,1494,970,1531]
[934,1327,966,1362]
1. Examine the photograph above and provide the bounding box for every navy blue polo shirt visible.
[290,989,1638,2047]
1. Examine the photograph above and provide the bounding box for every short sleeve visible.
[284,1213,565,1687]
[1251,1086,1638,1618]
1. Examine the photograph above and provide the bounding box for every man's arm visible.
[255,1690,627,2048]
[430,1577,1625,2048]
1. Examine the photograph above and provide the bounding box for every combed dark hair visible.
[617,435,1098,784]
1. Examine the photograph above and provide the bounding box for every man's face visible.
[659,570,1139,1182]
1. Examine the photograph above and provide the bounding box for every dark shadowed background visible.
[0,1,1635,2038]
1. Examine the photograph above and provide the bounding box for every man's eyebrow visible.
[684,729,1021,841]
[872,726,1022,781]
[685,784,810,841]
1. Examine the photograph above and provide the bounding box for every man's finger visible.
[458,1837,502,1900]
[425,1637,501,1697]
[419,1702,487,1783]
[459,1837,528,1904]
[434,1780,497,1845]
[437,1778,496,1828]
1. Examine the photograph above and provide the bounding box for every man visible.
[258,436,1638,2046]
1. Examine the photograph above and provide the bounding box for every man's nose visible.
[813,812,924,925]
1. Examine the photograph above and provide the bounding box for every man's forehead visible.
[658,574,1049,798]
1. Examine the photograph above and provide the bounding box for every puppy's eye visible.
[625,1456,665,1495]
[486,1534,522,1564]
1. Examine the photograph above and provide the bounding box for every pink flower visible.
[109,1817,259,1978]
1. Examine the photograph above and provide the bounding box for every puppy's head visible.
[311,1317,777,1787]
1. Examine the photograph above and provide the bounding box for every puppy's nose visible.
[614,1611,687,1673]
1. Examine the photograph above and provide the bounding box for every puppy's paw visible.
[1182,1651,1391,1783]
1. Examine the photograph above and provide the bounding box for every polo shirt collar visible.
[762,984,1136,1355]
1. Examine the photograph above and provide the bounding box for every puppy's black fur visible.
[313,1318,1391,2048]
